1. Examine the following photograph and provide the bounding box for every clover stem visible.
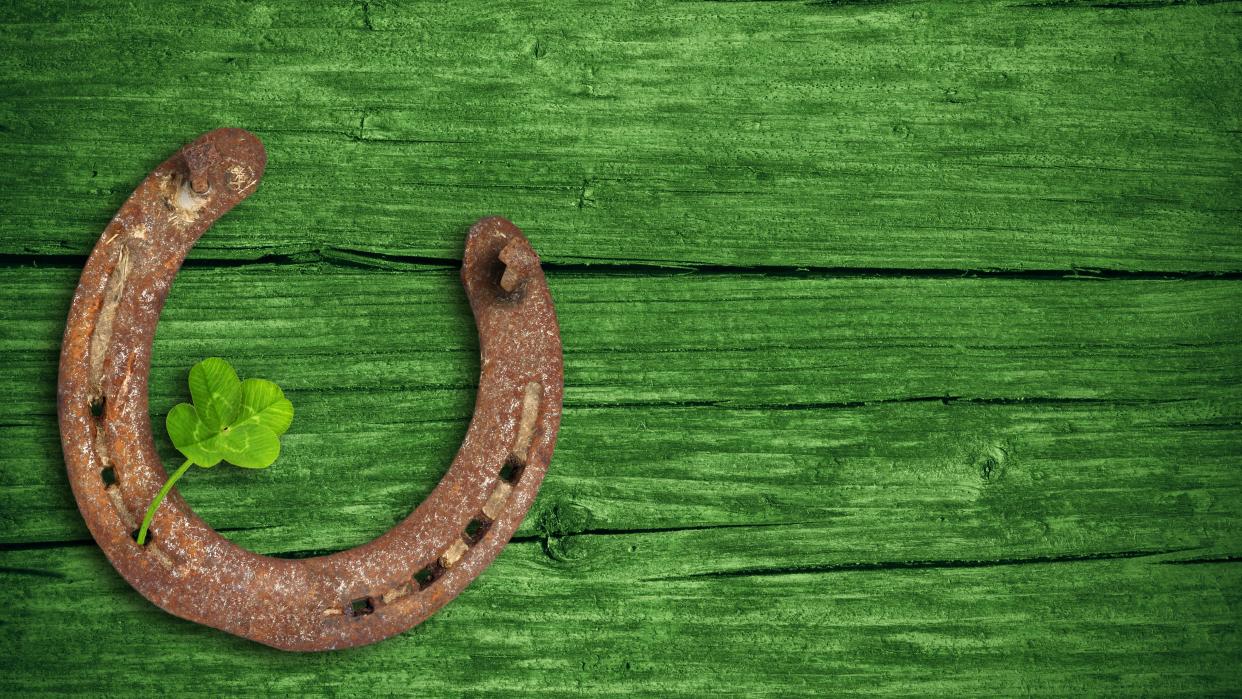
[137,458,193,546]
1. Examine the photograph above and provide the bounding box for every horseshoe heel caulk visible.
[57,129,564,651]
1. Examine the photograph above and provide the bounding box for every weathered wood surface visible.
[1,0,1240,695]
[3,266,1240,555]
[1,1,1240,271]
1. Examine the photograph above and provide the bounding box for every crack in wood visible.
[645,547,1203,581]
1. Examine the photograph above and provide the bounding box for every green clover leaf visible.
[136,358,293,545]
[167,359,292,468]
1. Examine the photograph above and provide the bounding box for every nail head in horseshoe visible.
[57,129,564,651]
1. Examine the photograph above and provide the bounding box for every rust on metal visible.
[58,129,564,651]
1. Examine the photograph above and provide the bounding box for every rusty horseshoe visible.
[57,128,563,651]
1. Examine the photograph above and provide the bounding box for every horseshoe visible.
[57,129,563,651]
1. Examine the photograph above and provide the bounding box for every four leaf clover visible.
[137,358,293,545]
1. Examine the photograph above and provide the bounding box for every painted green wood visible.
[1,1,1240,270]
[3,266,1239,417]
[2,545,1239,696]
[0,261,1238,692]
[2,266,1239,559]
[1,0,1240,695]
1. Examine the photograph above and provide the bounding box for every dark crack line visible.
[0,538,97,552]
[1160,555,1242,565]
[257,522,817,559]
[514,520,818,544]
[566,395,1164,412]
[3,252,1241,281]
[645,547,1201,581]
[1012,0,1240,9]
[0,526,268,553]
[0,567,67,580]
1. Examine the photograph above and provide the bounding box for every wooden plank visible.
[0,544,1238,695]
[3,266,1239,417]
[5,396,1239,562]
[1,1,1239,270]
[1,266,1237,563]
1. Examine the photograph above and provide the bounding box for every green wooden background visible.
[2,0,1240,695]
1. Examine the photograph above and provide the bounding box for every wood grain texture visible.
[3,546,1239,696]
[2,266,1240,554]
[0,0,1239,695]
[1,1,1240,270]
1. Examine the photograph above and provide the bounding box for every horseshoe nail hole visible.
[347,597,374,617]
[131,528,151,546]
[463,517,490,544]
[499,456,524,484]
[489,256,526,302]
[499,267,525,297]
[413,563,442,590]
[89,396,106,418]
[440,538,470,569]
[100,466,117,487]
